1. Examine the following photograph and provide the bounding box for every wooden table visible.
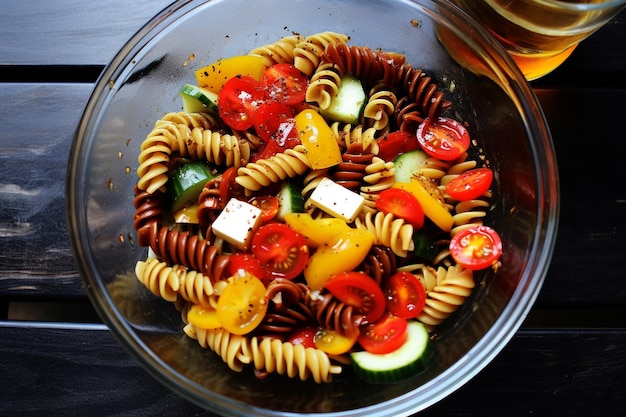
[1,1,625,416]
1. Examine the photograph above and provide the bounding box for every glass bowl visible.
[66,0,559,415]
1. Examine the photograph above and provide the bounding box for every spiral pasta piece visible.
[354,211,414,257]
[249,336,342,383]
[331,145,374,192]
[359,156,396,211]
[321,43,406,89]
[330,122,378,154]
[363,82,397,132]
[136,112,219,194]
[136,120,187,193]
[235,145,311,194]
[143,222,230,281]
[393,96,424,132]
[416,265,475,328]
[183,127,251,168]
[161,111,219,130]
[356,245,397,285]
[134,257,180,302]
[450,199,490,237]
[307,290,362,338]
[294,31,349,76]
[133,185,165,245]
[306,63,343,109]
[135,257,217,306]
[184,325,252,372]
[255,279,314,337]
[396,65,452,120]
[247,34,303,66]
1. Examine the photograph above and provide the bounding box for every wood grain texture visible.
[1,324,624,417]
[0,0,173,66]
[0,84,90,297]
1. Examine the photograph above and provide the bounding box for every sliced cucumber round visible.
[320,74,366,125]
[167,162,214,213]
[276,181,305,221]
[350,321,433,384]
[180,83,219,114]
[393,149,429,183]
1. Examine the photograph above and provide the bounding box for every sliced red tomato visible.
[357,313,408,354]
[416,117,470,161]
[384,271,426,320]
[261,63,309,105]
[376,131,420,162]
[218,75,264,130]
[227,252,268,284]
[217,167,239,202]
[375,187,425,228]
[445,168,493,201]
[253,100,300,146]
[251,223,309,280]
[314,327,358,355]
[249,195,280,223]
[450,225,502,270]
[287,325,318,349]
[325,271,385,324]
[216,272,268,335]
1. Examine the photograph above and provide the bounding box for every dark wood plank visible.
[1,324,624,416]
[0,0,172,67]
[0,84,91,298]
[535,88,626,309]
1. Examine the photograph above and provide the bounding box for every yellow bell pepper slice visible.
[283,212,351,247]
[187,304,222,330]
[195,55,267,93]
[294,109,343,169]
[304,228,374,291]
[393,179,454,232]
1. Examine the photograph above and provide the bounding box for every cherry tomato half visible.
[216,272,268,335]
[445,168,493,201]
[376,131,420,162]
[314,327,358,355]
[375,187,425,229]
[357,313,408,354]
[287,325,318,349]
[249,195,280,223]
[227,252,268,284]
[253,100,300,146]
[384,271,426,320]
[218,75,264,130]
[261,63,309,105]
[416,117,470,161]
[217,167,239,203]
[251,223,309,280]
[325,271,385,324]
[449,225,502,270]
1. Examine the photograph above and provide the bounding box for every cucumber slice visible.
[276,181,305,221]
[351,321,433,384]
[320,75,366,125]
[412,230,439,262]
[180,83,219,114]
[393,149,429,183]
[167,162,214,213]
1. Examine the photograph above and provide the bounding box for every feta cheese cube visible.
[212,198,262,249]
[307,177,365,222]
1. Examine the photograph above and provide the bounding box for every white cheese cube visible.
[212,198,262,250]
[307,177,365,222]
